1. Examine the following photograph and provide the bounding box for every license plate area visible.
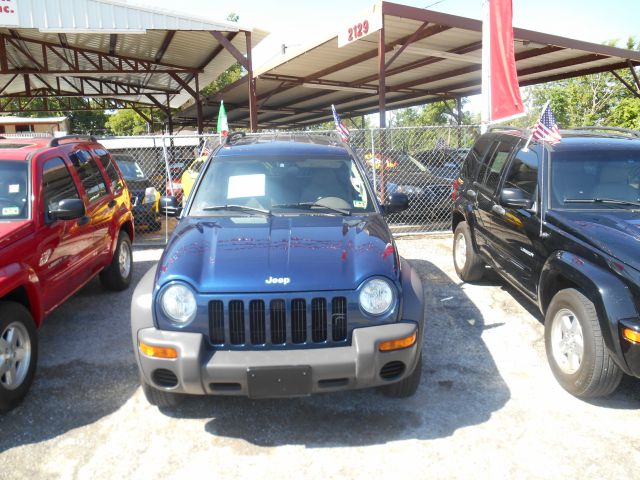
[247,365,312,398]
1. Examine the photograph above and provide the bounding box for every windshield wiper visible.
[271,202,351,216]
[564,197,640,208]
[201,204,271,215]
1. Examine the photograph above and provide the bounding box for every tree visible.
[528,37,640,129]
[392,99,474,127]
[105,109,164,136]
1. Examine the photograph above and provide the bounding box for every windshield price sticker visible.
[338,5,382,48]
[227,174,265,199]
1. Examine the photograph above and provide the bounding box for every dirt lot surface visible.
[1,235,639,479]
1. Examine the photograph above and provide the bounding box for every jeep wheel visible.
[379,353,422,398]
[0,302,38,413]
[140,374,182,408]
[545,288,622,398]
[100,231,133,291]
[453,221,484,282]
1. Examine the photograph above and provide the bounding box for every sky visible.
[141,0,639,115]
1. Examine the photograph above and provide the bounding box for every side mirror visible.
[159,195,182,217]
[383,193,409,215]
[500,187,532,209]
[49,198,85,220]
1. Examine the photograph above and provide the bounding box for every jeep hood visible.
[156,214,398,293]
[548,210,640,272]
[0,220,32,251]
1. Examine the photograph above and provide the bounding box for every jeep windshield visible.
[0,161,29,221]
[551,150,640,209]
[189,156,375,216]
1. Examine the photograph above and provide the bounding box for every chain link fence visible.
[95,125,480,245]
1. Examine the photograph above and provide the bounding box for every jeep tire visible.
[544,288,623,398]
[453,221,485,282]
[100,231,133,291]
[0,302,38,413]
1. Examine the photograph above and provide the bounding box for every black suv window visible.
[503,148,539,198]
[94,148,124,194]
[69,149,108,203]
[461,136,492,180]
[479,142,513,192]
[42,157,80,221]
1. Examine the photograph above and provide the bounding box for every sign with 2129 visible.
[337,3,382,48]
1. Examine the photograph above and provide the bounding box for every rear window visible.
[461,136,492,181]
[0,161,29,220]
[95,148,125,194]
[69,149,108,203]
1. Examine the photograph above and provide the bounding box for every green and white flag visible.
[217,100,229,138]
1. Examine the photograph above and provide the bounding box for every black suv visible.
[452,126,640,398]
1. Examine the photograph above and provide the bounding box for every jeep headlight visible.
[359,278,395,316]
[160,283,197,325]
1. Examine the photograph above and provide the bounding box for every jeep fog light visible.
[161,283,197,325]
[359,278,395,315]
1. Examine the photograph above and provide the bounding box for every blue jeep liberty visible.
[131,134,425,407]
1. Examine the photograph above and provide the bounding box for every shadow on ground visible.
[159,258,512,447]
[0,258,157,453]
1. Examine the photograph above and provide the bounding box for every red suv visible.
[0,135,134,412]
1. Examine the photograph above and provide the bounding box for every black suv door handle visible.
[108,199,117,208]
[492,204,506,216]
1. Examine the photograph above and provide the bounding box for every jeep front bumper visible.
[135,322,420,397]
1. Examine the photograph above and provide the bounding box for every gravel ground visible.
[1,235,638,479]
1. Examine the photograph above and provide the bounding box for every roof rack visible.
[48,135,97,147]
[570,126,640,138]
[487,125,529,135]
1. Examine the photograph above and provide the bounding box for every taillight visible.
[452,178,459,200]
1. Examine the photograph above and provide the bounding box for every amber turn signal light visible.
[139,341,178,359]
[623,328,640,345]
[379,332,417,352]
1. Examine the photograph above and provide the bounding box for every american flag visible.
[531,104,562,144]
[331,104,350,142]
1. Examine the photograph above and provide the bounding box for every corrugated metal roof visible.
[0,0,268,110]
[178,1,640,129]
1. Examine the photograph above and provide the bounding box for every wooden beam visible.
[109,34,118,55]
[210,31,247,67]
[155,31,176,63]
[385,22,429,70]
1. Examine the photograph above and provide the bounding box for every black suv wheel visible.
[453,221,485,282]
[544,289,623,398]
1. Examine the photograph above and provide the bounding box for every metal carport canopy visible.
[0,0,268,132]
[179,1,640,129]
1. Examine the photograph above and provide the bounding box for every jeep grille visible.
[208,297,348,347]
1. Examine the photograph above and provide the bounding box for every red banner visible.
[489,0,524,122]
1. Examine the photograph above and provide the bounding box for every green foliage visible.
[528,36,640,129]
[391,99,474,127]
[105,109,163,136]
